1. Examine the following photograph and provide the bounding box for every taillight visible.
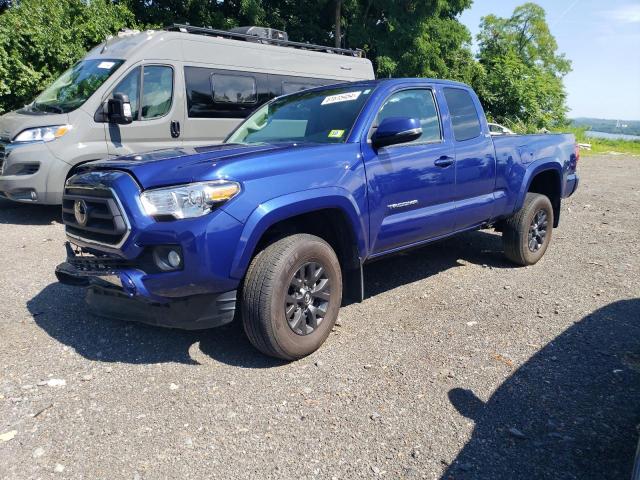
[573,144,580,171]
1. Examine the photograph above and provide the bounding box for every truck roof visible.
[347,78,472,88]
[295,77,473,94]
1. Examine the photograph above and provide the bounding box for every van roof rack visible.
[165,23,365,58]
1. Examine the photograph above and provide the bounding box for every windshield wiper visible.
[33,103,64,114]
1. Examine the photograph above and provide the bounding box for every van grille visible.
[62,187,130,247]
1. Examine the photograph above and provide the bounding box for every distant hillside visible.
[571,118,640,136]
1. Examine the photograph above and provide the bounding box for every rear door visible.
[364,88,457,254]
[106,63,183,157]
[442,87,497,230]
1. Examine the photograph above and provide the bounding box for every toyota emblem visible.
[74,199,89,226]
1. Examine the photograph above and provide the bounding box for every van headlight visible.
[140,180,241,219]
[13,125,72,143]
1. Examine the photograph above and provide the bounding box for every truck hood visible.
[83,143,325,189]
[0,108,70,141]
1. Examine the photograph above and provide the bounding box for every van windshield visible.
[28,59,124,114]
[226,85,375,145]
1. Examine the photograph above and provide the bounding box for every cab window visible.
[141,66,173,119]
[111,65,173,121]
[374,89,441,144]
[444,88,481,141]
[112,67,140,121]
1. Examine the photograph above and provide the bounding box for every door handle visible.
[170,120,181,138]
[434,156,454,168]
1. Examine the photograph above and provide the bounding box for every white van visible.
[0,24,374,204]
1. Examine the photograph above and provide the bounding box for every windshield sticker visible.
[98,61,116,70]
[321,91,362,106]
[328,129,345,139]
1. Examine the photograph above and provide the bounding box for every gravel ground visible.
[1,154,639,480]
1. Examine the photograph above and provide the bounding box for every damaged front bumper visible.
[55,243,237,330]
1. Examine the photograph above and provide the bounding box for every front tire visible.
[503,192,554,266]
[241,234,342,360]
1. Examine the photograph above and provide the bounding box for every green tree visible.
[477,2,571,129]
[0,0,137,113]
[121,0,481,86]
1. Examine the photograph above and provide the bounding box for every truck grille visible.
[62,187,130,247]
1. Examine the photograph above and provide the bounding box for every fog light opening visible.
[153,246,183,272]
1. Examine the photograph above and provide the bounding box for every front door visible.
[106,64,184,157]
[364,88,457,255]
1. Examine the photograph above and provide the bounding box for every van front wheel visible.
[241,234,342,360]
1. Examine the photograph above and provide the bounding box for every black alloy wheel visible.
[528,209,549,252]
[285,262,331,335]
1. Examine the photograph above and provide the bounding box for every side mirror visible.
[371,117,422,149]
[107,93,133,125]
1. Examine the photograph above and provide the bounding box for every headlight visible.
[13,125,72,143]
[140,180,241,219]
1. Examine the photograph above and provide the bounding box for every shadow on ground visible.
[364,229,511,298]
[443,298,640,480]
[29,229,509,368]
[28,281,285,369]
[0,198,61,225]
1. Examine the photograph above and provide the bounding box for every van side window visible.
[184,66,258,118]
[112,67,140,121]
[375,89,441,144]
[443,88,481,141]
[141,66,173,119]
[212,74,256,104]
[282,81,319,95]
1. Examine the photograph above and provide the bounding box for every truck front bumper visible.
[55,248,237,330]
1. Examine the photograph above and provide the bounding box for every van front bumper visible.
[0,141,70,204]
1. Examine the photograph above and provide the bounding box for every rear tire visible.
[503,193,554,266]
[241,234,342,360]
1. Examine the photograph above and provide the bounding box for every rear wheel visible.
[241,234,342,360]
[503,192,554,266]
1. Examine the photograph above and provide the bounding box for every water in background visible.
[585,130,640,141]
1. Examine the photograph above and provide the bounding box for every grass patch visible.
[556,127,640,156]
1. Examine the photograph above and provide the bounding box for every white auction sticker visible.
[98,61,116,70]
[321,91,362,106]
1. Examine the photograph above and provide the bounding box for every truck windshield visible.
[28,59,124,114]
[226,85,374,145]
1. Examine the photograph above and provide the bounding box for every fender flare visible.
[513,159,562,214]
[228,187,368,280]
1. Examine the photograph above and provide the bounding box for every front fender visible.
[513,159,562,214]
[228,187,368,280]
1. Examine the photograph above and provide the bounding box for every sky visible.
[459,0,640,120]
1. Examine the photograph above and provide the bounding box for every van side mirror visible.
[371,117,422,149]
[107,93,133,125]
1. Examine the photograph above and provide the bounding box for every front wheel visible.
[241,234,342,360]
[502,192,554,266]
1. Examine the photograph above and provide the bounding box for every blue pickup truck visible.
[56,78,579,360]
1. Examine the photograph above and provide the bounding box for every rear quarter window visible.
[444,88,482,142]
